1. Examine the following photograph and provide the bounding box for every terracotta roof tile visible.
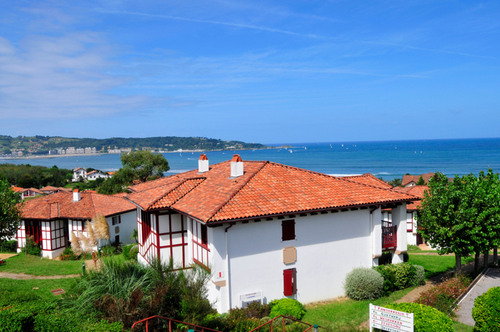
[341,173,393,189]
[394,185,428,210]
[21,191,136,220]
[127,158,418,223]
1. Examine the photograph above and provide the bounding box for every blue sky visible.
[1,1,499,144]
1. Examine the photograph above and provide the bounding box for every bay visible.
[3,138,500,180]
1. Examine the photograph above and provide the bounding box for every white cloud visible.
[0,32,147,119]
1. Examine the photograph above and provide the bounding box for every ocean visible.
[3,138,500,180]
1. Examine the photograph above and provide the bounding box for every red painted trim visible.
[156,212,160,259]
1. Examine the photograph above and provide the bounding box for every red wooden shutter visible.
[283,268,297,296]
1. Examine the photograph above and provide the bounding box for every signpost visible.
[369,304,414,332]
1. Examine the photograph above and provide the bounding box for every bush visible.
[122,244,138,260]
[269,298,306,320]
[59,247,79,260]
[374,263,418,295]
[472,286,500,331]
[345,267,384,300]
[0,240,18,252]
[23,236,41,256]
[384,302,453,332]
[418,276,470,316]
[412,265,426,286]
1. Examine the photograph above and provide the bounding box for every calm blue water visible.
[3,138,500,180]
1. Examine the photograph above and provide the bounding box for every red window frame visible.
[141,210,152,243]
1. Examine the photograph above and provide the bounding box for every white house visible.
[382,185,428,246]
[18,189,137,259]
[87,170,111,181]
[126,155,417,313]
[11,186,44,200]
[72,167,87,182]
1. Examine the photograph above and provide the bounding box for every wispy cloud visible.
[98,9,328,40]
[0,32,148,120]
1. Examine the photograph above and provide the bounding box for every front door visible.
[25,220,42,244]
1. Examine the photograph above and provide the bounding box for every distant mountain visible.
[0,135,268,156]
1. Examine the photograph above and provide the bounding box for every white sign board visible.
[369,304,414,332]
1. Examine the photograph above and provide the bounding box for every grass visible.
[453,321,474,332]
[302,287,416,330]
[0,253,83,275]
[0,277,78,301]
[408,253,474,278]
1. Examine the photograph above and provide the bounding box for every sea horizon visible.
[3,137,500,181]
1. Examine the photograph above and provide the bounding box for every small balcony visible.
[382,221,397,250]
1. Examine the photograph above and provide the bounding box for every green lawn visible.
[0,253,83,275]
[453,321,474,332]
[0,277,78,301]
[302,287,415,330]
[408,254,474,278]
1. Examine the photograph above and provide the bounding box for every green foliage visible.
[412,265,426,286]
[269,298,306,320]
[64,259,215,329]
[0,252,81,275]
[98,168,135,194]
[121,150,170,182]
[384,302,454,332]
[416,176,426,185]
[417,170,500,275]
[0,178,22,242]
[0,164,72,188]
[0,240,18,252]
[388,178,403,187]
[345,267,384,300]
[59,247,79,260]
[472,286,500,331]
[24,236,41,256]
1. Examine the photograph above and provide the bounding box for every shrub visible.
[384,302,453,332]
[345,267,384,300]
[418,276,470,316]
[472,286,500,331]
[375,263,418,295]
[23,236,41,256]
[122,244,138,260]
[59,247,79,260]
[412,265,426,286]
[269,298,306,320]
[0,240,18,252]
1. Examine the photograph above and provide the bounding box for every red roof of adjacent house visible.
[126,158,418,223]
[341,173,393,189]
[394,185,428,211]
[402,173,434,187]
[21,191,136,220]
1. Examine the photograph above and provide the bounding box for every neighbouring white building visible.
[87,170,111,181]
[17,190,137,259]
[126,155,417,313]
[382,185,428,246]
[72,167,87,182]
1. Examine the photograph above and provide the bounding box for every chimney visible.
[230,154,244,177]
[73,189,81,202]
[198,154,209,173]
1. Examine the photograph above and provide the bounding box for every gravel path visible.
[455,267,500,326]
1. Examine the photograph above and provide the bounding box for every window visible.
[112,215,121,225]
[283,268,297,296]
[200,224,208,246]
[282,219,295,241]
[141,210,152,243]
[115,235,120,245]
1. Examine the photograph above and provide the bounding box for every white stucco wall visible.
[108,211,136,245]
[207,209,375,312]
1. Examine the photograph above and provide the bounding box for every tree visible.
[388,178,402,187]
[416,176,426,185]
[0,178,22,243]
[121,150,170,182]
[98,151,169,194]
[417,173,476,275]
[417,171,500,275]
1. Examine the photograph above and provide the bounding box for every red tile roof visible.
[127,158,418,223]
[402,173,435,186]
[21,191,136,220]
[394,185,428,211]
[341,173,393,189]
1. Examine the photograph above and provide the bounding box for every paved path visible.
[455,267,500,326]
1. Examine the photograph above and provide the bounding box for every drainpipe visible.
[224,223,234,311]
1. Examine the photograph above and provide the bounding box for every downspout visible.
[224,222,234,311]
